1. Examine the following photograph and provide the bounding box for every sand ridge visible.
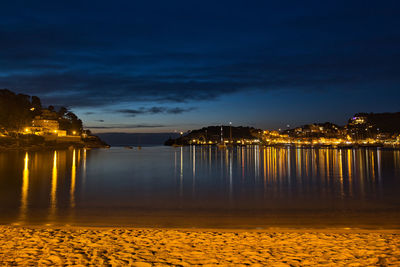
[0,226,399,266]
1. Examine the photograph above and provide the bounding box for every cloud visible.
[116,107,196,117]
[167,107,196,114]
[0,0,399,110]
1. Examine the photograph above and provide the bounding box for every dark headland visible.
[165,113,400,148]
[0,89,108,151]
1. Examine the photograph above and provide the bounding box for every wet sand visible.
[1,226,399,266]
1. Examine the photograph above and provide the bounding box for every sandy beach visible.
[0,226,399,266]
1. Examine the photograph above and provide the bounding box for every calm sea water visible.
[1,146,399,228]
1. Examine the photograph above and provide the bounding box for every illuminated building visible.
[24,109,65,136]
[350,116,367,125]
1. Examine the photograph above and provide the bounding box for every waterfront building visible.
[24,109,64,136]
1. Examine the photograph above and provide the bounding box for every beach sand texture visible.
[0,226,399,266]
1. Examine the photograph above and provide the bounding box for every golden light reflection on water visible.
[377,149,382,181]
[172,145,386,200]
[229,148,233,204]
[371,150,376,181]
[394,150,400,175]
[254,146,259,181]
[70,149,76,208]
[18,152,29,222]
[82,148,87,190]
[263,148,267,189]
[180,147,183,199]
[208,146,385,199]
[9,146,396,225]
[49,151,58,219]
[347,149,353,197]
[192,145,196,195]
[338,150,344,198]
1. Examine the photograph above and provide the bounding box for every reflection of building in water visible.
[394,150,400,171]
[47,149,82,219]
[49,151,58,219]
[229,148,233,204]
[254,146,259,180]
[347,149,353,196]
[338,150,344,198]
[370,150,376,181]
[180,147,183,199]
[377,149,382,181]
[70,150,76,208]
[192,145,196,195]
[82,148,87,190]
[249,147,385,200]
[241,147,245,179]
[209,146,212,173]
[263,148,267,186]
[19,152,29,222]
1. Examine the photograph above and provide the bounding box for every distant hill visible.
[164,126,262,146]
[96,132,180,146]
[349,112,400,134]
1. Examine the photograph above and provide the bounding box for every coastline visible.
[165,143,400,150]
[0,137,109,152]
[1,225,399,266]
[0,144,109,152]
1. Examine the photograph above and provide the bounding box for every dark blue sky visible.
[1,1,399,132]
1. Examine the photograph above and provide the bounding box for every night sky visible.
[1,1,399,133]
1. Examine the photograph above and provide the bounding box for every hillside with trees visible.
[0,89,83,135]
[0,89,41,132]
[347,112,400,138]
[0,89,107,150]
[164,126,262,146]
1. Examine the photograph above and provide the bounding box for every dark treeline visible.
[54,106,83,135]
[0,89,41,131]
[165,126,262,146]
[350,112,400,135]
[0,89,82,135]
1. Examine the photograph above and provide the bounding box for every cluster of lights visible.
[21,128,77,136]
[184,129,400,148]
[189,139,261,145]
[262,134,400,147]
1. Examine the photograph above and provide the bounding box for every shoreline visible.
[0,145,109,152]
[2,142,400,151]
[0,133,109,152]
[5,223,400,233]
[0,140,109,152]
[1,225,399,265]
[165,143,400,150]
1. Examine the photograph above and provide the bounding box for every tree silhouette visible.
[0,89,35,131]
[0,89,84,135]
